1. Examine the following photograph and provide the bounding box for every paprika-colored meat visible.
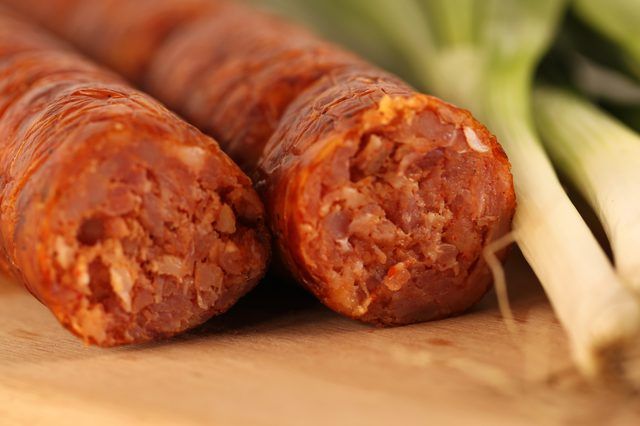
[5,0,517,325]
[0,8,270,345]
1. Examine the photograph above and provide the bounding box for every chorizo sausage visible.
[0,7,270,345]
[5,0,516,325]
[259,66,515,324]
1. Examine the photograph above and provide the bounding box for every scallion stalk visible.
[534,87,640,295]
[573,0,640,80]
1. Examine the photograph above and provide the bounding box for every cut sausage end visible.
[36,129,270,346]
[294,96,515,325]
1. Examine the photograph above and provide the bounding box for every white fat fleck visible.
[110,266,133,312]
[76,262,90,290]
[463,127,490,153]
[153,255,187,277]
[336,238,351,252]
[215,204,237,234]
[196,293,207,310]
[319,203,331,217]
[176,146,206,171]
[383,262,411,291]
[54,236,74,269]
[71,302,107,344]
[224,241,239,254]
[367,134,383,150]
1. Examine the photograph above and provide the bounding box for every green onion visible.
[265,0,640,377]
[573,0,640,80]
[534,87,640,295]
[537,18,640,133]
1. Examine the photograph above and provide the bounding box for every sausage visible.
[5,0,517,325]
[0,8,270,345]
[258,65,515,324]
[28,0,220,83]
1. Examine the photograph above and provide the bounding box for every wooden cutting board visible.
[0,251,638,425]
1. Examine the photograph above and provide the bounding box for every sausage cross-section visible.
[0,7,270,345]
[4,0,517,325]
[259,67,515,323]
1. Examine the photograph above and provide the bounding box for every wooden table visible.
[1,251,638,425]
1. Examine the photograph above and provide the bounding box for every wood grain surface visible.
[0,250,638,425]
